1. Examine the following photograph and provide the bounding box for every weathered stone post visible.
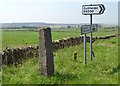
[0,53,2,69]
[38,27,54,77]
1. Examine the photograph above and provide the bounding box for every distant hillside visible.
[1,22,79,28]
[0,22,117,29]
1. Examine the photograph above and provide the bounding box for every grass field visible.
[2,37,118,84]
[1,27,119,84]
[2,27,118,49]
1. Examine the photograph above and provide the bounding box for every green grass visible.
[0,30,2,51]
[2,37,118,84]
[2,30,38,49]
[91,28,118,37]
[2,28,119,84]
[2,29,80,49]
[2,28,118,49]
[0,71,1,85]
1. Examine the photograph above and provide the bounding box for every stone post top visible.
[38,27,51,31]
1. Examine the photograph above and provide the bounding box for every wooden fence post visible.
[38,27,54,77]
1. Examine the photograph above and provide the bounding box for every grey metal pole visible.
[84,33,87,64]
[90,14,92,61]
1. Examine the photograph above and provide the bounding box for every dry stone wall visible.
[1,34,119,65]
[2,46,38,65]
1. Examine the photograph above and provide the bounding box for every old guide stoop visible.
[38,27,54,77]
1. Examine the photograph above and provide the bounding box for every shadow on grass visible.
[110,64,120,75]
[53,71,78,84]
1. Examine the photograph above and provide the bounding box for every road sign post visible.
[90,14,92,61]
[84,33,87,64]
[81,24,98,64]
[82,4,105,64]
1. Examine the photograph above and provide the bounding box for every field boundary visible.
[1,34,119,65]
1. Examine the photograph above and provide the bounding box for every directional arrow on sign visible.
[99,4,105,14]
[82,4,105,15]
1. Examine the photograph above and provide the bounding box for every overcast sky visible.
[0,0,119,25]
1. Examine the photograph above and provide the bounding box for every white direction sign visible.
[92,24,98,32]
[82,4,105,15]
[81,25,91,34]
[81,24,98,34]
